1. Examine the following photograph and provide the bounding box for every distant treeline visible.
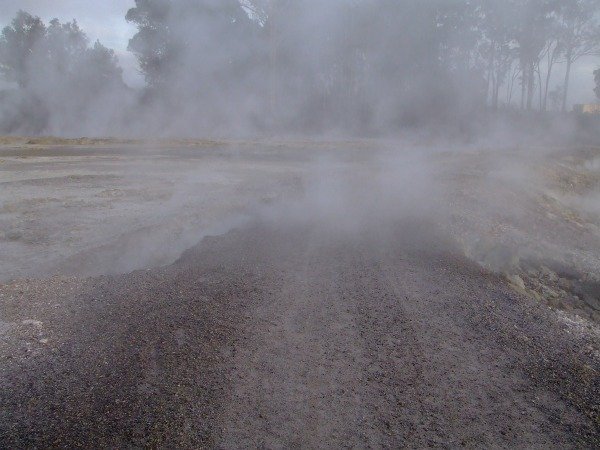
[1,0,600,137]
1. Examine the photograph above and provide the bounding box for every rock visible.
[558,278,571,290]
[508,274,526,290]
[540,266,558,282]
[548,297,560,308]
[5,230,22,241]
[541,286,559,299]
[22,319,43,327]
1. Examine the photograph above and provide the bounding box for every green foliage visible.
[0,10,127,135]
[0,11,46,87]
[126,0,255,88]
[0,11,123,91]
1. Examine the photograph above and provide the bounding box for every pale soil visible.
[0,143,305,281]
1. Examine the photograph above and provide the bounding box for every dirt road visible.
[1,217,598,448]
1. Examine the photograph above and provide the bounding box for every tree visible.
[85,41,124,88]
[557,0,600,112]
[0,11,126,135]
[125,0,174,87]
[540,30,563,111]
[548,85,563,110]
[478,0,519,109]
[535,3,568,111]
[126,0,256,89]
[0,12,124,92]
[0,11,46,87]
[44,19,89,82]
[513,0,558,110]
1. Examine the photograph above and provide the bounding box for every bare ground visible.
[0,143,305,280]
[0,219,598,448]
[0,141,599,448]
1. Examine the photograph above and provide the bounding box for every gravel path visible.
[0,218,598,448]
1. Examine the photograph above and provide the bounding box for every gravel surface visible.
[0,142,599,448]
[0,218,598,448]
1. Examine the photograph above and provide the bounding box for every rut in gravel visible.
[213,221,598,448]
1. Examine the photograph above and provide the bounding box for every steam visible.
[1,1,599,138]
[0,1,599,279]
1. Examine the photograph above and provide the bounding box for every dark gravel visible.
[0,218,598,448]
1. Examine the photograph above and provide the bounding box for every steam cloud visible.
[0,0,599,138]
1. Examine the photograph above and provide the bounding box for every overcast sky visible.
[0,1,599,105]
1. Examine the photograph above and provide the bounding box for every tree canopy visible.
[0,11,127,135]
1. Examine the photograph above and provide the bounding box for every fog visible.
[1,0,599,138]
[2,4,600,448]
[1,0,600,285]
[1,1,600,287]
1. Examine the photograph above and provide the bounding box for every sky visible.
[0,0,599,106]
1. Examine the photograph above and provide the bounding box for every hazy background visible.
[1,0,597,104]
[0,1,597,103]
[1,0,600,137]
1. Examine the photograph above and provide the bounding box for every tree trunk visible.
[561,51,573,113]
[487,42,496,107]
[543,43,556,112]
[520,61,527,110]
[561,46,573,113]
[526,61,535,111]
[543,62,553,111]
[508,66,518,105]
[267,0,278,128]
[493,76,500,110]
[538,67,543,111]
